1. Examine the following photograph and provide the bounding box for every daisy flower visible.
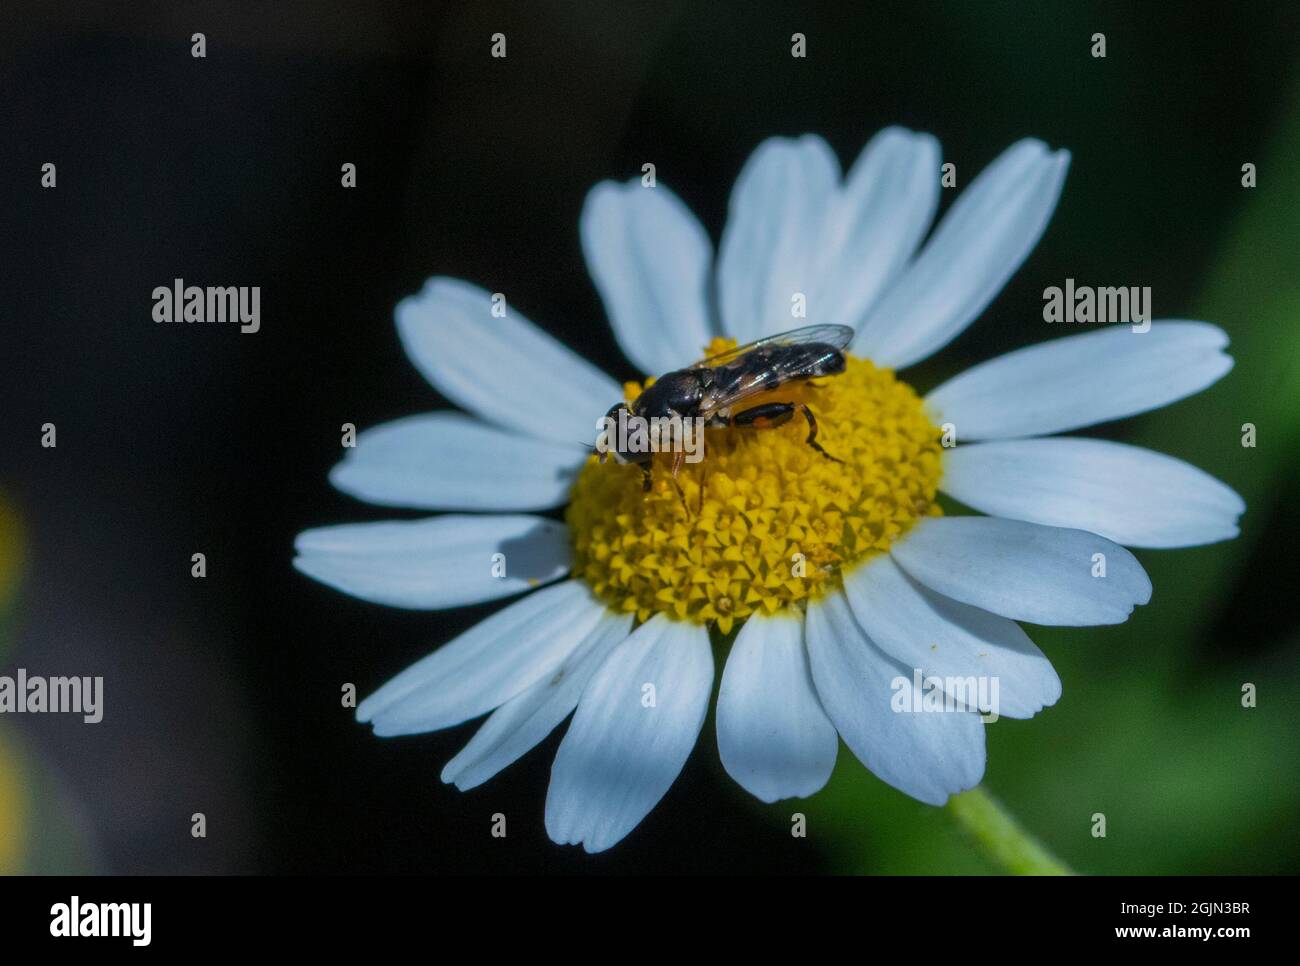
[295,128,1243,853]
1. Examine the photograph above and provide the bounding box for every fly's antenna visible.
[566,439,600,456]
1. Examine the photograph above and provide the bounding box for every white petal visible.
[926,322,1233,440]
[441,611,634,790]
[805,592,985,805]
[942,438,1245,548]
[856,139,1070,368]
[891,516,1152,626]
[810,127,941,328]
[293,514,569,610]
[396,277,622,445]
[842,555,1060,719]
[329,412,582,511]
[715,613,838,802]
[357,579,607,735]
[717,135,841,343]
[545,615,712,853]
[581,180,715,374]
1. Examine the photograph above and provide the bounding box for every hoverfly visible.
[598,324,855,493]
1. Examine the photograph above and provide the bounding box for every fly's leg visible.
[730,401,796,430]
[640,458,690,515]
[670,476,690,516]
[796,403,843,463]
[669,450,691,515]
[730,401,843,464]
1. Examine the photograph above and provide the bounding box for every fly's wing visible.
[693,324,855,369]
[694,324,855,418]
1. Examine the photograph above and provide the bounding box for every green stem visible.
[945,787,1075,875]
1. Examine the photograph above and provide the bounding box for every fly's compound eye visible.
[597,403,651,465]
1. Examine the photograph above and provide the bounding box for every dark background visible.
[1,0,1298,874]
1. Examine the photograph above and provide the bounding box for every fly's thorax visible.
[631,369,709,419]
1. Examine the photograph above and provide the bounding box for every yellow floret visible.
[566,342,942,631]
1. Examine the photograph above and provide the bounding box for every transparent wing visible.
[694,324,855,417]
[693,324,855,369]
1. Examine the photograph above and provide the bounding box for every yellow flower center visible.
[565,338,943,634]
